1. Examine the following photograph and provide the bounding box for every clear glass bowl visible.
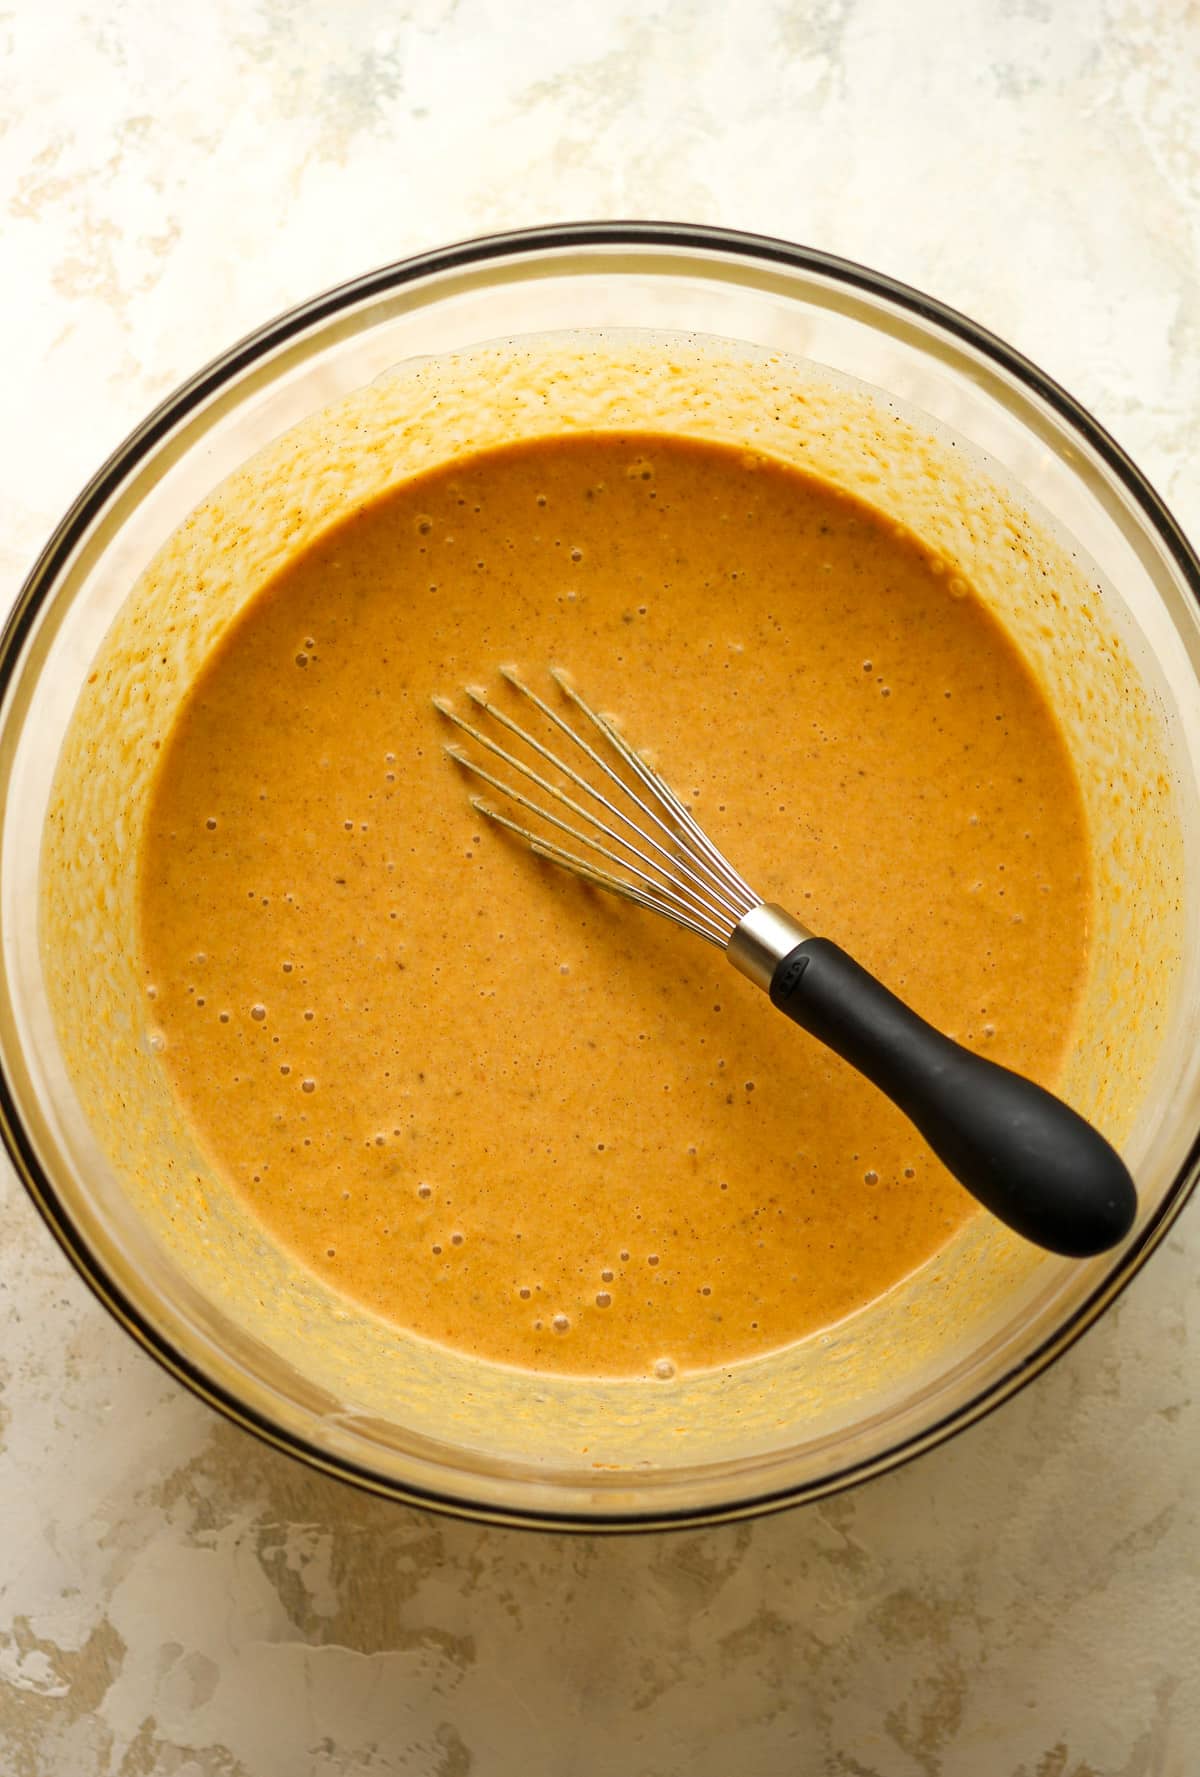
[4,223,1200,1529]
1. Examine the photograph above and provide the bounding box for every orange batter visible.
[137,433,1090,1377]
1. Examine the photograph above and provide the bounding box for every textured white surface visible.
[2,1,1199,1772]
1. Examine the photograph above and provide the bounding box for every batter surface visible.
[138,433,1090,1377]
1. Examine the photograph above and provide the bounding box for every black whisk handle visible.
[769,937,1137,1257]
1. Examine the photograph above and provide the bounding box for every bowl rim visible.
[5,218,1200,1531]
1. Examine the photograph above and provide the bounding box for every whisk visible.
[435,667,1136,1258]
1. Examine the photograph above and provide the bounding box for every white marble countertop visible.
[2,3,1198,1772]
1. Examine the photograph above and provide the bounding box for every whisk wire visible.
[474,799,733,947]
[497,675,750,931]
[497,668,750,916]
[547,668,759,913]
[445,744,732,942]
[436,674,758,940]
[438,712,739,935]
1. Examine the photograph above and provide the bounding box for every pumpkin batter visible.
[138,433,1090,1378]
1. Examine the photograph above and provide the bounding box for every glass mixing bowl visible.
[4,223,1200,1529]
